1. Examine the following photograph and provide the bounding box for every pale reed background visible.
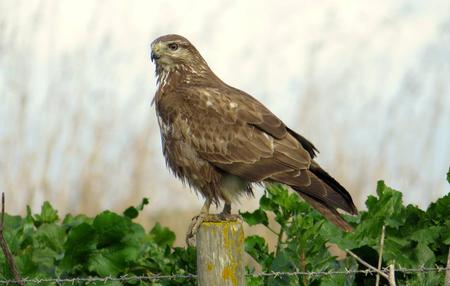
[0,0,449,241]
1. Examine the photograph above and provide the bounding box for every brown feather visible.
[297,193,354,232]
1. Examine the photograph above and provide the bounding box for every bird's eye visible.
[168,43,179,51]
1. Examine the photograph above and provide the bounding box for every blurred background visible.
[1,0,449,244]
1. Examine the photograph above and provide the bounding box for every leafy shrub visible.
[242,174,450,286]
[0,198,196,286]
[1,168,449,285]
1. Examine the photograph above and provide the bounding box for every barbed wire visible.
[0,267,448,284]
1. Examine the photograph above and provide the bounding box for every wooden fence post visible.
[196,220,245,286]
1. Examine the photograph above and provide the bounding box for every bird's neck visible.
[155,62,217,91]
[152,60,224,107]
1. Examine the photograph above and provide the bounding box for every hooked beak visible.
[151,51,160,62]
[151,42,161,62]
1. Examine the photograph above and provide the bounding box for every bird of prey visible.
[150,34,357,243]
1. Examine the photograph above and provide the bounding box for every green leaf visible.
[15,253,37,277]
[33,223,65,253]
[427,193,450,224]
[244,235,271,266]
[123,207,139,219]
[358,181,406,236]
[34,201,59,225]
[240,209,269,226]
[149,222,176,248]
[32,248,59,271]
[88,249,124,276]
[22,206,36,240]
[442,221,450,245]
[63,214,93,229]
[123,198,150,219]
[2,215,24,253]
[410,226,441,245]
[415,242,435,266]
[268,250,296,286]
[93,211,130,247]
[383,236,413,266]
[60,223,97,271]
[267,184,300,212]
[259,194,278,213]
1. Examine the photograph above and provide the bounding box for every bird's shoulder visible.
[159,81,318,158]
[169,82,288,136]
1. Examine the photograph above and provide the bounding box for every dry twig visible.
[346,248,396,286]
[388,264,396,286]
[346,249,389,280]
[0,193,24,286]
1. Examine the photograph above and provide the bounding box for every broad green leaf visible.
[34,201,59,225]
[3,214,22,229]
[2,214,24,253]
[34,223,65,253]
[88,249,125,276]
[259,195,278,212]
[60,223,97,271]
[22,206,36,242]
[410,226,441,244]
[123,207,139,219]
[267,184,301,213]
[268,250,296,286]
[63,213,93,229]
[442,221,450,245]
[32,248,58,270]
[149,222,176,247]
[240,209,269,226]
[14,253,37,276]
[93,211,130,247]
[415,242,435,266]
[427,193,450,224]
[244,235,271,267]
[123,198,149,219]
[383,236,413,266]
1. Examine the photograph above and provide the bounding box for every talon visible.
[218,213,242,222]
[185,213,207,246]
[186,198,212,246]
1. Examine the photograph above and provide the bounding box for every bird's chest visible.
[155,94,187,142]
[156,113,213,191]
[156,113,175,140]
[155,97,202,169]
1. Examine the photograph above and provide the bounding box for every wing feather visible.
[173,86,311,180]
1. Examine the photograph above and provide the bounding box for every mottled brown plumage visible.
[150,34,357,232]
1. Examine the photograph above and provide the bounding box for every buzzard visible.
[150,34,357,242]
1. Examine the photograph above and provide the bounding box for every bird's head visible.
[151,34,206,73]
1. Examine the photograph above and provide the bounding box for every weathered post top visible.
[196,220,245,286]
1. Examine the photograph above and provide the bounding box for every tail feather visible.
[273,169,355,214]
[309,162,358,214]
[271,163,357,231]
[297,192,354,232]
